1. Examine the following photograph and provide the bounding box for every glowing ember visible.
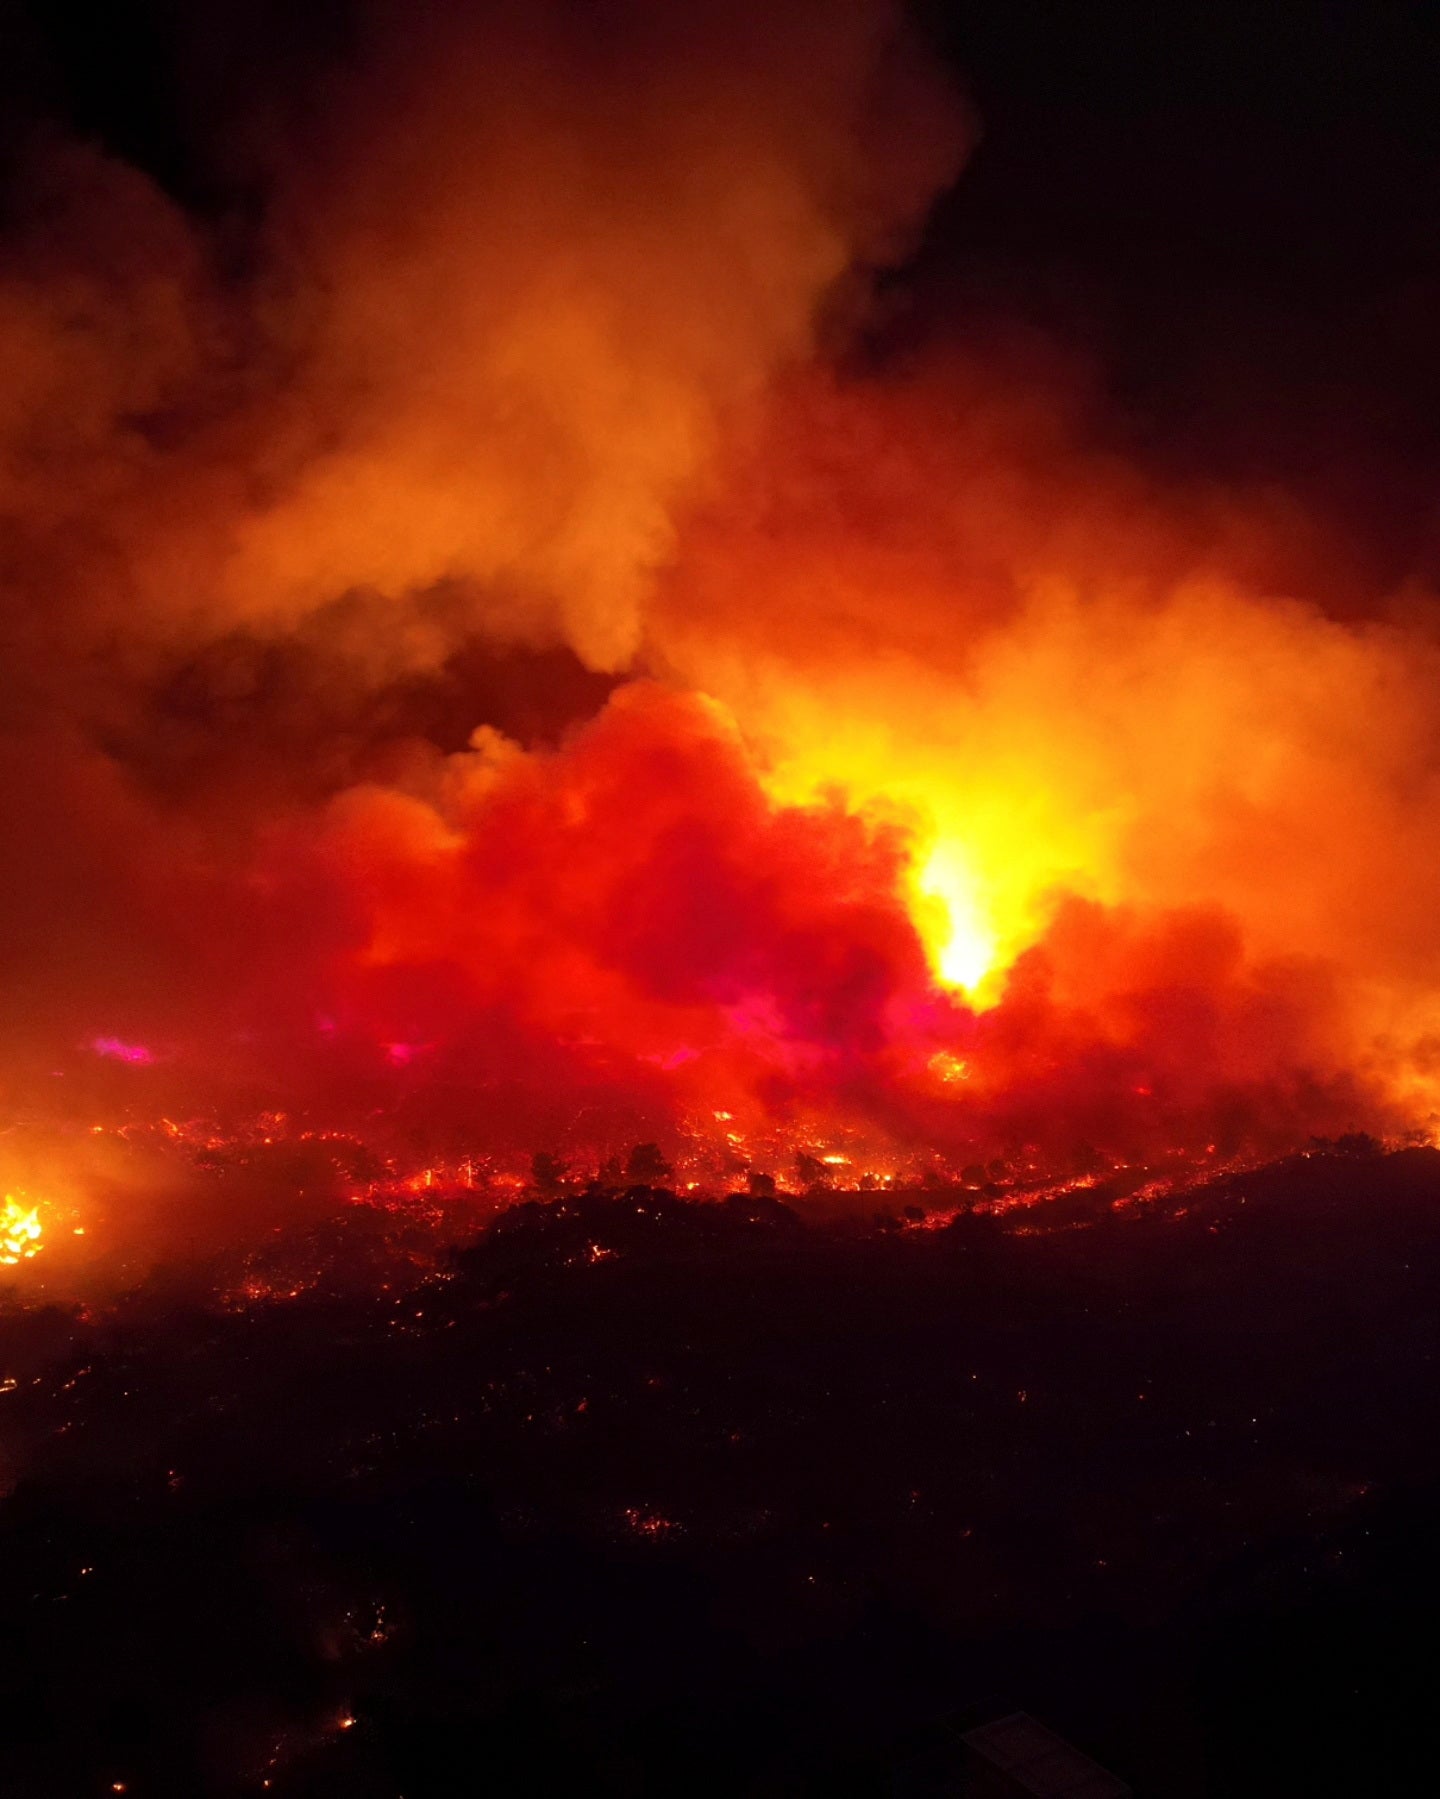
[623,1507,681,1540]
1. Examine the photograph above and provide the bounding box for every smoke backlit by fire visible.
[0,0,1437,1282]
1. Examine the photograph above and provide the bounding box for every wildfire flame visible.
[0,0,1430,1292]
[914,843,1000,998]
[1,1196,43,1267]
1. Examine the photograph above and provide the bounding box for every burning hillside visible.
[6,8,1440,1792]
[0,0,1437,1260]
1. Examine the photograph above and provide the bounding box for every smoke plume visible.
[2,0,1438,1275]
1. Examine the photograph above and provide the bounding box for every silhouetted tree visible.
[530,1151,567,1194]
[625,1142,672,1185]
[1072,1142,1107,1177]
[794,1151,830,1189]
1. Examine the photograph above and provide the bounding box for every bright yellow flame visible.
[1,1194,43,1266]
[915,842,997,994]
[734,664,1113,1009]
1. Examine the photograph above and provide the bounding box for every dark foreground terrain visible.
[2,1145,1439,1796]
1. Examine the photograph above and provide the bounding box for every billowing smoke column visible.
[0,0,1436,1265]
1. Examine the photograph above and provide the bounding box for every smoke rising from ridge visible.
[2,0,1439,1276]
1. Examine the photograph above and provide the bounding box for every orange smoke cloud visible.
[0,0,964,673]
[0,0,1435,1271]
[647,354,1440,1137]
[286,677,1395,1164]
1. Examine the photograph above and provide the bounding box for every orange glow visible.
[0,0,1432,1295]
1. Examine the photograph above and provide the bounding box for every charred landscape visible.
[4,1144,1440,1794]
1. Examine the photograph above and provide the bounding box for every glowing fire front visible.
[0,0,1432,1269]
[1,1195,43,1267]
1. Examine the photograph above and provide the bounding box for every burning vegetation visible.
[0,1196,42,1268]
[0,0,1435,1298]
[2,1,1440,1785]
